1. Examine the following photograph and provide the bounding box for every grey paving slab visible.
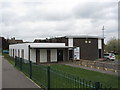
[2,56,40,88]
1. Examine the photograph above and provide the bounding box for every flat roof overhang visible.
[30,46,71,49]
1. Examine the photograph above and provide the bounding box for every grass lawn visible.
[50,64,119,88]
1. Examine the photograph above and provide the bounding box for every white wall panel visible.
[40,49,47,63]
[30,49,36,63]
[9,44,29,60]
[98,39,102,49]
[51,49,57,62]
[68,38,73,47]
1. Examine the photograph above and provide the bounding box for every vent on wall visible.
[85,40,91,43]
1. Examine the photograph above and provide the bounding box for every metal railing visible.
[15,56,114,89]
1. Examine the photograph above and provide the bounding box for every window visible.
[85,41,88,43]
[88,41,91,43]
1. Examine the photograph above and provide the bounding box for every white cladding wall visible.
[68,38,73,47]
[98,39,102,49]
[30,43,66,48]
[9,44,29,60]
[51,49,57,62]
[30,49,36,63]
[40,49,47,63]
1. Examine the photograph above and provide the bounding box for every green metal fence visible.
[15,56,113,89]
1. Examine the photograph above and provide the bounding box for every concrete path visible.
[2,56,40,88]
[58,61,119,76]
[64,63,119,76]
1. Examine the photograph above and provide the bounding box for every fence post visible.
[95,82,100,90]
[29,61,32,79]
[47,66,50,90]
[20,58,22,71]
[18,57,20,69]
[15,56,17,67]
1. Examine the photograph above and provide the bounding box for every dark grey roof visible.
[64,35,104,39]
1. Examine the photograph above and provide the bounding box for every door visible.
[99,49,102,58]
[13,49,14,58]
[36,49,40,64]
[47,49,51,62]
[57,49,63,61]
[69,50,73,60]
[18,49,20,57]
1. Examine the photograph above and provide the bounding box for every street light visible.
[102,26,104,38]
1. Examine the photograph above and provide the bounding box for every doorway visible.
[18,49,20,57]
[13,49,14,58]
[99,49,102,58]
[47,49,51,62]
[57,49,63,61]
[69,50,73,60]
[36,49,40,64]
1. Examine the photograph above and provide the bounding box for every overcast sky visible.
[0,0,118,43]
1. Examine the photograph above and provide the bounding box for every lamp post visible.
[102,26,104,38]
[102,26,105,57]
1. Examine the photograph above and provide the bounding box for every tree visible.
[105,38,119,53]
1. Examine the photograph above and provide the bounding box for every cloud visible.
[73,2,117,20]
[0,0,118,43]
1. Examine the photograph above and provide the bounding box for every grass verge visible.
[2,53,15,65]
[50,64,119,88]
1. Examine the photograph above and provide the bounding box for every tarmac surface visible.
[2,56,40,88]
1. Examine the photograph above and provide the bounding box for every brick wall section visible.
[73,38,98,60]
[101,39,104,58]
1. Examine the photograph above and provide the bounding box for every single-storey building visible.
[9,35,104,63]
[9,43,70,63]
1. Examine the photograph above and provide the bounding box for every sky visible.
[0,0,119,43]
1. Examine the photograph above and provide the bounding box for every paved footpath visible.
[65,63,119,76]
[2,56,40,88]
[59,61,119,76]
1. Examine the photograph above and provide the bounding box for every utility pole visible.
[102,26,104,38]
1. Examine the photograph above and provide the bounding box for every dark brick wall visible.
[0,37,2,52]
[101,39,104,58]
[34,37,104,60]
[63,49,68,61]
[47,37,68,46]
[73,38,98,60]
[0,37,9,50]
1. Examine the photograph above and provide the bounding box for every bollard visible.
[15,56,17,67]
[20,58,22,71]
